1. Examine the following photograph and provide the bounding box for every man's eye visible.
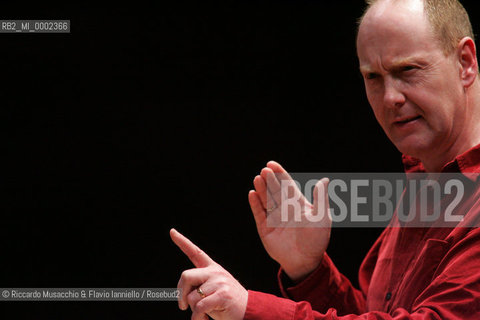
[401,66,416,72]
[366,73,378,80]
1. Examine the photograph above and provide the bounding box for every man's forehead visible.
[356,0,440,73]
[365,0,424,21]
[358,0,428,40]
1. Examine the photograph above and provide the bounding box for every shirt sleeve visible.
[243,251,367,320]
[278,253,367,315]
[243,227,480,319]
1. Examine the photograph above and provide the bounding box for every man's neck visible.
[421,81,480,172]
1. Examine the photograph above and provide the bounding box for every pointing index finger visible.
[170,228,215,268]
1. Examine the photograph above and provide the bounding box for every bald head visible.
[358,0,474,55]
[357,0,439,75]
[359,0,433,50]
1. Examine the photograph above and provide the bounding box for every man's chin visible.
[392,137,432,159]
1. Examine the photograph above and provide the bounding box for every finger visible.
[194,293,226,315]
[170,229,215,268]
[191,312,209,320]
[177,268,210,311]
[313,178,329,207]
[259,168,283,213]
[187,283,211,312]
[187,288,203,312]
[248,190,269,234]
[311,178,332,225]
[253,175,268,208]
[254,174,277,210]
[267,160,294,182]
[266,160,307,207]
[261,168,281,208]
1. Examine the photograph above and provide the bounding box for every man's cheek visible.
[370,108,386,128]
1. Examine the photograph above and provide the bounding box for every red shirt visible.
[244,145,480,319]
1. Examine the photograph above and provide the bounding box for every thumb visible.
[311,178,331,224]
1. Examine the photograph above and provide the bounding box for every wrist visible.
[282,259,322,283]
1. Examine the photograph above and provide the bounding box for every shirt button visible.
[385,292,392,301]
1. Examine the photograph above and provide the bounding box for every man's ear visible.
[458,37,478,88]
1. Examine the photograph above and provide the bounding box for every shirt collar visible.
[402,143,480,181]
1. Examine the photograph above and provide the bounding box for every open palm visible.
[248,161,332,281]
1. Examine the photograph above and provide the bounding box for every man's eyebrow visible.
[390,57,421,67]
[359,65,374,74]
[359,57,426,74]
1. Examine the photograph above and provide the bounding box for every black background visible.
[1,1,479,318]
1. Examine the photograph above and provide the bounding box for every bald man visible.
[171,0,480,319]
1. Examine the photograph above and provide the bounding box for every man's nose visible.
[383,77,405,109]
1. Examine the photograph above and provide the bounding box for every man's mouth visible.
[393,115,422,125]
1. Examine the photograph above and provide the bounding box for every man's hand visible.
[170,228,248,320]
[248,161,331,282]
